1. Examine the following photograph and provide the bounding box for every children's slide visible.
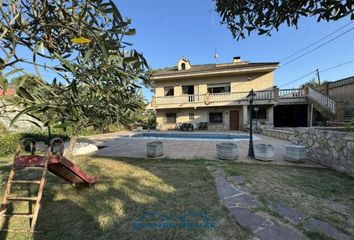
[13,138,98,186]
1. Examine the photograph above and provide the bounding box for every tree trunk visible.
[64,133,77,159]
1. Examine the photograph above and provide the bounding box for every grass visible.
[213,161,354,238]
[1,157,354,240]
[0,156,249,240]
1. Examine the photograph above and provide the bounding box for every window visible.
[209,112,223,123]
[182,85,194,95]
[164,86,174,96]
[166,113,176,123]
[181,63,186,70]
[189,113,194,120]
[207,83,230,93]
[252,107,267,119]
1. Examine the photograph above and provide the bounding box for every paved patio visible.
[84,131,323,168]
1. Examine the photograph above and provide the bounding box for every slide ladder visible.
[0,138,98,233]
[0,139,48,233]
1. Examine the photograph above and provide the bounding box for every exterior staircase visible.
[344,109,354,122]
[306,86,336,118]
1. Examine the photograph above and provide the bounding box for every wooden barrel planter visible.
[284,145,306,162]
[216,142,239,160]
[254,143,274,161]
[147,141,163,157]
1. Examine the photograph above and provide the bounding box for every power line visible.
[282,27,354,66]
[280,21,353,62]
[321,58,354,73]
[279,56,354,88]
[279,70,316,88]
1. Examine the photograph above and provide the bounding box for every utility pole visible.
[316,68,321,86]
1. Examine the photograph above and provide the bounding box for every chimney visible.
[233,56,241,63]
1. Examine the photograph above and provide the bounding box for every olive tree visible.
[0,0,150,158]
[214,0,353,39]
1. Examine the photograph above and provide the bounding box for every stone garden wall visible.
[261,128,293,141]
[0,102,43,132]
[262,128,354,177]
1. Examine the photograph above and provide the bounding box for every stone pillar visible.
[323,82,329,96]
[273,86,279,100]
[242,105,248,129]
[307,104,313,127]
[335,101,344,121]
[268,106,274,127]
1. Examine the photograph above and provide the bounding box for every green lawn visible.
[209,161,354,239]
[0,157,248,240]
[1,157,354,240]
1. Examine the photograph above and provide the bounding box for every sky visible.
[117,0,354,101]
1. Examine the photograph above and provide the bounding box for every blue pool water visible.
[129,132,254,141]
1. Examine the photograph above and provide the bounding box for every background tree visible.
[214,0,354,39]
[11,74,43,93]
[303,78,321,88]
[0,0,150,158]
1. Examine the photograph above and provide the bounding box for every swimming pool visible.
[126,132,258,141]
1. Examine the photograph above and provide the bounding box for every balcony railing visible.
[278,88,305,98]
[153,89,281,106]
[150,87,337,114]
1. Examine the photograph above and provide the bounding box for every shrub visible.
[0,121,6,133]
[0,133,21,156]
[0,130,70,157]
[345,118,354,132]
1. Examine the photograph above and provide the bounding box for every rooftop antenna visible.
[209,9,219,64]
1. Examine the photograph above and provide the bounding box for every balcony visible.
[150,88,308,109]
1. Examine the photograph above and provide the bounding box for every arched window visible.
[181,63,186,70]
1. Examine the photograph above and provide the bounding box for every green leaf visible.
[0,76,8,89]
[71,106,79,120]
[4,68,24,78]
[54,53,77,74]
[54,122,74,129]
[110,0,123,22]
[71,80,78,96]
[83,49,93,64]
[17,87,35,102]
[125,28,136,36]
[44,118,57,127]
[16,74,28,88]
[17,119,42,129]
[10,106,39,127]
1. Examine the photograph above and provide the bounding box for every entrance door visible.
[229,111,240,130]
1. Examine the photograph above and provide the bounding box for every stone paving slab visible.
[271,203,305,225]
[215,178,242,199]
[232,194,261,209]
[237,185,252,193]
[229,207,267,232]
[91,132,324,168]
[223,194,244,208]
[208,168,354,240]
[229,175,245,185]
[303,218,351,240]
[256,222,305,240]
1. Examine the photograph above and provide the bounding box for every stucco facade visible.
[150,57,279,131]
[154,72,274,98]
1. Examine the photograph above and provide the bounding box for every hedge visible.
[0,131,70,157]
